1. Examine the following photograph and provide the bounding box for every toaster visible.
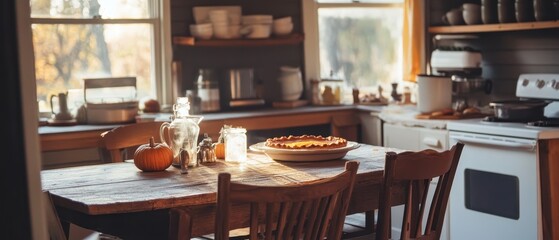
[430,49,482,76]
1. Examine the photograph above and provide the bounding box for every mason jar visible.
[224,127,247,162]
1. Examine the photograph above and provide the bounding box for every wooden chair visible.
[43,191,68,240]
[169,161,359,240]
[375,143,464,240]
[100,121,164,162]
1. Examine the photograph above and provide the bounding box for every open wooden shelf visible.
[429,20,559,34]
[173,33,305,47]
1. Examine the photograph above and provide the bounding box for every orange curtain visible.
[403,0,425,82]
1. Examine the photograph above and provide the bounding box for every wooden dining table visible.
[41,144,405,239]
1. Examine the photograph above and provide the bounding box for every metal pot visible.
[489,99,549,121]
[451,75,492,95]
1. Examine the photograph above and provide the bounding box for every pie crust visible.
[265,135,348,149]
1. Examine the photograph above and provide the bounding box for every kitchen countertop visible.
[39,104,386,135]
[378,105,450,129]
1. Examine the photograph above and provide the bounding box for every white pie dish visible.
[249,141,360,161]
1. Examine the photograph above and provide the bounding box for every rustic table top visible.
[41,144,400,216]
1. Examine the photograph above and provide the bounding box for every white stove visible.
[448,118,559,140]
[447,73,559,240]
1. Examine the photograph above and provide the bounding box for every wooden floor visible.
[192,213,373,240]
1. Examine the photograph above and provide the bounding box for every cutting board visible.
[272,100,309,108]
[416,112,488,120]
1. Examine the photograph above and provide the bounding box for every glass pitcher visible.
[160,97,203,168]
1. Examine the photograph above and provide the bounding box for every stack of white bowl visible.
[209,10,242,39]
[272,17,293,36]
[190,23,213,40]
[240,15,273,39]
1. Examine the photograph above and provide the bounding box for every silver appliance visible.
[77,77,138,124]
[224,68,265,107]
[447,73,559,240]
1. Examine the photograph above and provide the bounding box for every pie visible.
[265,135,347,149]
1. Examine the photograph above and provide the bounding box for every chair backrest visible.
[43,191,68,240]
[100,121,164,162]
[214,161,359,240]
[376,143,464,240]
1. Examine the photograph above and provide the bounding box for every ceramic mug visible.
[533,0,555,21]
[515,0,535,22]
[482,0,499,23]
[442,8,466,25]
[498,0,517,23]
[463,3,483,24]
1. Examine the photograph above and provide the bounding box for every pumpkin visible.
[133,137,173,172]
[215,142,225,159]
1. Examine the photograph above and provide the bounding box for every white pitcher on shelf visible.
[278,66,303,101]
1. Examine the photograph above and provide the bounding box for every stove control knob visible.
[536,79,546,89]
[522,79,530,87]
[553,80,559,90]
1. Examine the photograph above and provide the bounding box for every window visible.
[304,0,404,97]
[29,0,169,113]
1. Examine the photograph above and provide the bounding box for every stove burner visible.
[483,116,559,127]
[482,116,529,123]
[526,120,559,127]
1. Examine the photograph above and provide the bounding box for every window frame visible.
[303,0,404,92]
[26,0,173,110]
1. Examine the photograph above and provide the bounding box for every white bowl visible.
[213,24,231,39]
[273,22,293,36]
[242,24,272,39]
[228,25,242,39]
[192,30,213,40]
[190,24,213,39]
[242,15,273,25]
[190,23,213,32]
[273,17,292,26]
[209,10,229,24]
[228,13,241,25]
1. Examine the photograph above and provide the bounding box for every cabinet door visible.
[383,123,420,151]
[359,112,382,146]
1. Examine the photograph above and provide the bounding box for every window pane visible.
[32,24,153,112]
[318,7,403,92]
[30,0,150,19]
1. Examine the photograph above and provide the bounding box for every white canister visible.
[417,74,452,113]
[278,66,303,101]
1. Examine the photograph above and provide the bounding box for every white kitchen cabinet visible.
[358,111,383,146]
[382,122,450,240]
[383,123,448,152]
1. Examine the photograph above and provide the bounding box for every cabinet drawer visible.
[383,123,420,151]
[419,128,449,151]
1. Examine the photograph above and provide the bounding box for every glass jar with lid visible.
[224,127,247,162]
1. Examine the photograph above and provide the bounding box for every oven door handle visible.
[450,134,537,151]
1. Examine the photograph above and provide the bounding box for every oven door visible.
[449,132,541,240]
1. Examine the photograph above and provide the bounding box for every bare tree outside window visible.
[30,0,155,113]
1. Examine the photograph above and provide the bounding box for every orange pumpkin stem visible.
[149,137,155,148]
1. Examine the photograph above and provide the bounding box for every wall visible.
[170,0,305,108]
[429,0,559,106]
[475,30,559,102]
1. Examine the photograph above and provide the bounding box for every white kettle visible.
[278,66,303,101]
